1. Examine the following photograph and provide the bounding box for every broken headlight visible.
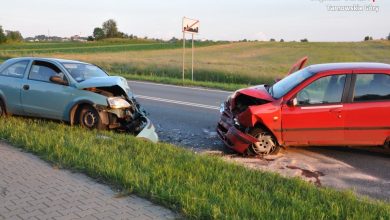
[107,97,131,109]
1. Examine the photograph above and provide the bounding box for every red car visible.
[217,58,390,155]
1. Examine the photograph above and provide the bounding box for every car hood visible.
[236,85,275,102]
[76,76,133,98]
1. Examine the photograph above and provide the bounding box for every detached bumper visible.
[217,106,258,153]
[136,118,159,143]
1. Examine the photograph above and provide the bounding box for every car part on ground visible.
[217,58,390,156]
[0,57,158,143]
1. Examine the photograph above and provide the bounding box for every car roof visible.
[307,62,390,73]
[5,57,89,65]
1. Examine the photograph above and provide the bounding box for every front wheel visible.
[249,128,280,155]
[78,105,105,130]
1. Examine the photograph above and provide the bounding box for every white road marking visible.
[136,95,220,110]
[128,80,232,94]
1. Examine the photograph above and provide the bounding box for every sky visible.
[0,0,389,42]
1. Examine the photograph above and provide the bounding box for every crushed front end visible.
[105,97,158,143]
[217,86,275,154]
[83,84,158,143]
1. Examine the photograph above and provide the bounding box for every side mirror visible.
[50,75,68,85]
[287,98,298,107]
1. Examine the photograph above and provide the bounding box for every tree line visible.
[0,26,23,44]
[91,19,138,41]
[2,20,390,43]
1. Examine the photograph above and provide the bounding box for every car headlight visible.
[107,97,131,109]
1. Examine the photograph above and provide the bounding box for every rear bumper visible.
[217,106,258,153]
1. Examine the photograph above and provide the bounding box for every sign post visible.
[182,17,199,82]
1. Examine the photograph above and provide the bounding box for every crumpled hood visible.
[236,85,274,102]
[76,76,133,98]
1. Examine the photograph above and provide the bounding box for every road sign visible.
[182,17,199,34]
[182,17,199,82]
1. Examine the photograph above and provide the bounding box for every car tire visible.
[0,99,5,117]
[78,105,105,130]
[249,127,280,155]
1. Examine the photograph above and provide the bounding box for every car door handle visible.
[329,108,342,113]
[23,85,30,90]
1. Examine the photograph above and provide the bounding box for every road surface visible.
[128,80,390,202]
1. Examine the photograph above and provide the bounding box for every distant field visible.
[0,39,220,54]
[1,40,389,87]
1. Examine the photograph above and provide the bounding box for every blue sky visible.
[0,0,389,41]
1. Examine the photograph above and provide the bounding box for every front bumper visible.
[136,117,159,143]
[217,104,258,153]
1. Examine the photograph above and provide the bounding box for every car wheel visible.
[0,100,5,117]
[249,128,280,155]
[78,105,105,130]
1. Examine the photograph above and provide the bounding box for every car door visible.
[0,60,30,115]
[281,73,349,146]
[21,60,75,120]
[343,72,390,146]
[287,56,308,75]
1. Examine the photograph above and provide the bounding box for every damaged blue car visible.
[0,57,158,142]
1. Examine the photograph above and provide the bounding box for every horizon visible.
[0,0,389,42]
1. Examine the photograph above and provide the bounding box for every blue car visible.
[0,57,158,142]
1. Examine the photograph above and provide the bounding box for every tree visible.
[93,27,105,40]
[6,30,23,42]
[280,39,284,42]
[102,19,119,38]
[87,36,94,41]
[300,38,308,42]
[0,26,6,44]
[270,38,275,42]
[387,33,390,40]
[364,36,373,41]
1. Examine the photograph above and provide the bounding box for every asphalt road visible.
[129,81,228,150]
[128,80,390,201]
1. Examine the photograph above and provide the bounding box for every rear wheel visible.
[0,99,5,117]
[78,105,105,130]
[249,127,280,155]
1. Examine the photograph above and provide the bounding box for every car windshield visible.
[62,63,108,82]
[269,68,313,99]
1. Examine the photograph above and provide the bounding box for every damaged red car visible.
[217,58,390,155]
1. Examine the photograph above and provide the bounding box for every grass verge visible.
[119,73,248,91]
[0,117,389,219]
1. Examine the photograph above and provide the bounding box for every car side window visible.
[28,61,67,83]
[353,74,390,102]
[297,74,346,105]
[0,60,29,78]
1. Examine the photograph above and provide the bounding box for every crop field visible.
[1,40,390,89]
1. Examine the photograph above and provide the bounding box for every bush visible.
[0,26,6,44]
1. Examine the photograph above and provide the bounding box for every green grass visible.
[0,116,389,219]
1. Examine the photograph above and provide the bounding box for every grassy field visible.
[1,40,390,89]
[0,116,389,219]
[0,39,221,54]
